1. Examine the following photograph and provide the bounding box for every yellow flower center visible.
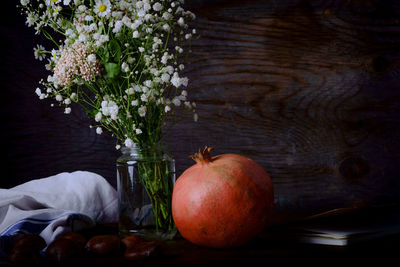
[51,0,58,2]
[98,4,107,12]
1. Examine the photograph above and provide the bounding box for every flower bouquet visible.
[18,0,197,239]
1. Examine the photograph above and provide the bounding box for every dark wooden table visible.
[2,205,399,265]
[75,225,400,266]
[44,205,400,266]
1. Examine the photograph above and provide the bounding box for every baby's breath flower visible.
[121,62,129,72]
[138,106,146,117]
[35,88,41,96]
[96,127,103,134]
[153,3,162,12]
[95,112,102,122]
[20,0,29,6]
[124,138,134,148]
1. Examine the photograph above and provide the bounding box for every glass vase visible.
[116,143,177,240]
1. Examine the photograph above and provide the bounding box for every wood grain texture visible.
[1,0,400,218]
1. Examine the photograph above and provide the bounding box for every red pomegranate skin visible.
[172,149,274,248]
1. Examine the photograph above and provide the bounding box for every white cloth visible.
[0,171,118,248]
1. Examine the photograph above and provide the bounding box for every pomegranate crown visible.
[190,146,213,164]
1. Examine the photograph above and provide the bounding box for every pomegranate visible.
[172,147,274,248]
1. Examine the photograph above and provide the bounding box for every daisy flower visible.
[94,0,111,17]
[33,44,46,61]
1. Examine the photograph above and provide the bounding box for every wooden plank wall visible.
[2,0,400,219]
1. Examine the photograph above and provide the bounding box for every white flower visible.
[137,9,146,18]
[101,100,119,120]
[132,31,140,38]
[161,73,170,83]
[135,128,142,134]
[121,62,129,72]
[122,16,132,27]
[63,0,71,5]
[162,24,170,31]
[50,49,59,62]
[33,44,45,61]
[70,92,77,101]
[162,12,171,20]
[143,2,151,12]
[96,127,103,134]
[172,97,181,106]
[94,0,111,17]
[136,1,143,9]
[78,5,87,12]
[25,12,36,27]
[115,144,121,150]
[88,23,97,32]
[131,100,138,106]
[35,87,41,96]
[177,17,185,26]
[124,138,134,148]
[64,107,72,114]
[127,57,135,63]
[78,33,87,42]
[138,106,146,117]
[55,94,63,101]
[153,2,162,12]
[126,87,134,95]
[95,112,102,122]
[193,113,198,122]
[65,28,75,37]
[138,47,145,53]
[64,98,71,105]
[170,72,188,88]
[87,54,96,63]
[20,0,29,6]
[113,20,123,33]
[165,105,171,113]
[131,20,142,30]
[85,15,94,21]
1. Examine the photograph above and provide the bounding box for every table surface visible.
[3,205,400,266]
[77,204,400,266]
[77,225,400,266]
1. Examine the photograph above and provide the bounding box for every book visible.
[267,204,400,246]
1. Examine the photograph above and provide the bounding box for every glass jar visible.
[116,143,177,240]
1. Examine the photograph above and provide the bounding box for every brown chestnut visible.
[124,241,163,260]
[45,238,80,262]
[121,235,144,249]
[86,235,120,254]
[12,233,46,251]
[8,234,46,264]
[58,232,86,252]
[8,246,42,264]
